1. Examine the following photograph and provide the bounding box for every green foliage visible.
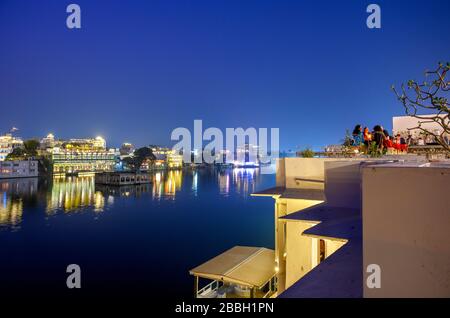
[123,147,156,171]
[342,129,354,147]
[23,139,39,157]
[299,148,315,158]
[367,141,382,158]
[5,147,26,160]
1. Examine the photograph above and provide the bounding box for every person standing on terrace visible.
[373,125,386,152]
[363,127,372,147]
[352,125,363,146]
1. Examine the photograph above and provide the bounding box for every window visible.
[319,239,326,263]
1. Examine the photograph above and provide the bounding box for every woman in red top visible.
[383,129,393,149]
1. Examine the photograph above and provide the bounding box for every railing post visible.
[194,276,199,298]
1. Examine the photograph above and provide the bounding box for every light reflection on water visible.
[47,176,103,214]
[217,167,259,197]
[0,178,36,231]
[0,167,263,231]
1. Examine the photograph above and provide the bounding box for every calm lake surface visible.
[0,168,275,298]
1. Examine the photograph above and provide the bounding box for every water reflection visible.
[0,167,264,230]
[0,178,41,230]
[47,176,105,214]
[217,167,259,196]
[152,170,183,199]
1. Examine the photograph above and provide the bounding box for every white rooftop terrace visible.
[255,157,450,298]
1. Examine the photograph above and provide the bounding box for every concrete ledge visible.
[252,187,325,201]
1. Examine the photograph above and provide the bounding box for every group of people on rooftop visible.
[351,124,408,154]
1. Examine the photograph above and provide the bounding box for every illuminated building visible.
[39,133,57,150]
[0,133,23,161]
[153,155,166,169]
[233,144,260,168]
[40,134,115,175]
[150,146,172,156]
[140,155,165,170]
[167,152,183,169]
[145,147,184,170]
[0,160,38,179]
[119,142,135,156]
[215,149,231,165]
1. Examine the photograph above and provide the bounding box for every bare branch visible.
[391,62,450,153]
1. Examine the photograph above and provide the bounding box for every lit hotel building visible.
[0,160,38,179]
[40,134,115,175]
[167,152,183,169]
[146,147,183,169]
[0,133,23,161]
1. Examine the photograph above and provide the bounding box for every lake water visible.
[0,168,275,298]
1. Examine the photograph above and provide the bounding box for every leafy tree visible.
[123,147,156,171]
[5,147,26,160]
[367,141,383,158]
[342,129,354,147]
[23,139,39,157]
[299,148,315,158]
[392,62,450,152]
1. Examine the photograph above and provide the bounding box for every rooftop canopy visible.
[190,246,276,289]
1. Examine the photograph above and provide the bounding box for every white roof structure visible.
[190,246,276,288]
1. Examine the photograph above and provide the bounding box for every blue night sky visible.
[0,0,449,151]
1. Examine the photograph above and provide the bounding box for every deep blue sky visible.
[0,0,449,150]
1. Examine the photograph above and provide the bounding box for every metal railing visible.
[197,280,219,297]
